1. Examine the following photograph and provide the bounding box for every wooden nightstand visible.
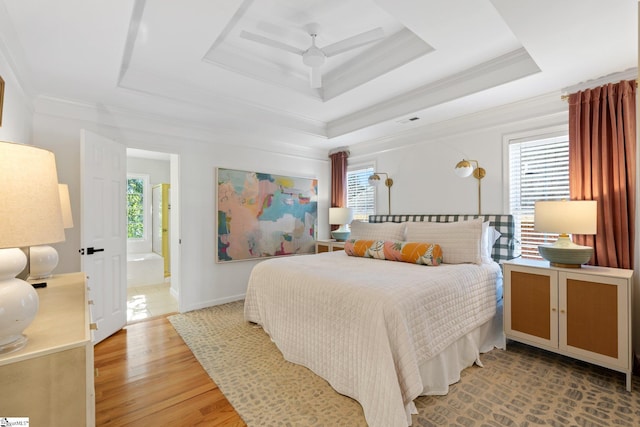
[503,258,633,391]
[0,272,95,425]
[315,240,346,253]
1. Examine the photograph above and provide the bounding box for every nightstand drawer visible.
[315,240,345,253]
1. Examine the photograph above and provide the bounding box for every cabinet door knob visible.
[560,309,566,314]
[90,323,98,330]
[88,300,94,305]
[552,307,557,312]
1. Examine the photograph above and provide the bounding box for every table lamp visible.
[29,183,74,280]
[0,141,65,353]
[534,200,597,268]
[329,207,354,241]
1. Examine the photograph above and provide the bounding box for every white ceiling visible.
[0,0,637,152]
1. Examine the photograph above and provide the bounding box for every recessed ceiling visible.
[202,0,434,101]
[0,0,636,152]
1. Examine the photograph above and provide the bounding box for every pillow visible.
[481,221,502,264]
[349,221,406,241]
[344,239,442,266]
[404,218,483,264]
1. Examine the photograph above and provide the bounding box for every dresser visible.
[0,272,95,426]
[503,258,633,391]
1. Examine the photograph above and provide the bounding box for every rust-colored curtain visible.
[568,80,636,269]
[329,149,349,233]
[329,149,349,208]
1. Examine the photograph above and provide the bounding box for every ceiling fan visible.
[239,24,385,89]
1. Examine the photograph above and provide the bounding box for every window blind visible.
[509,136,569,259]
[347,166,375,221]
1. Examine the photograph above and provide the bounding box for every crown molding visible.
[348,91,567,158]
[327,47,541,139]
[33,95,329,160]
[118,67,328,139]
[322,28,434,101]
[561,68,637,95]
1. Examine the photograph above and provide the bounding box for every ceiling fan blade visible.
[239,30,304,56]
[322,27,385,57]
[310,66,321,88]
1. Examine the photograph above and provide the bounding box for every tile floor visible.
[127,282,178,322]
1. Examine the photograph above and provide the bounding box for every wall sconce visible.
[368,172,393,215]
[454,159,486,215]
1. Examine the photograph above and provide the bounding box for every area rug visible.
[169,301,640,426]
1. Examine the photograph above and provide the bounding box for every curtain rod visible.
[561,79,638,101]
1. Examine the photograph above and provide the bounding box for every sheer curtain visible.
[568,79,636,269]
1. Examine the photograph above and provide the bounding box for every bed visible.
[244,214,516,427]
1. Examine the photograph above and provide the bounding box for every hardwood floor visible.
[94,315,246,426]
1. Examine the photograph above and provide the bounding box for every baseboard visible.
[182,294,246,313]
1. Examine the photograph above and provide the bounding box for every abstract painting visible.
[216,168,318,262]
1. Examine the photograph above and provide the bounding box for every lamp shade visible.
[0,142,65,248]
[534,200,597,235]
[454,160,474,178]
[329,207,354,225]
[58,183,74,229]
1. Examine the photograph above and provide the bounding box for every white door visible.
[80,129,127,344]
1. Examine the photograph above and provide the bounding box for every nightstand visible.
[315,240,346,253]
[0,272,95,425]
[503,258,633,391]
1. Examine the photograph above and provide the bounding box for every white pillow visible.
[349,221,406,241]
[404,218,483,264]
[481,221,502,264]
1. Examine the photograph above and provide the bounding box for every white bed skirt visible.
[405,300,505,420]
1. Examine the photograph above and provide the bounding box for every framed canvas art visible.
[216,167,318,262]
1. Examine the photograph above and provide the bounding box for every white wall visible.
[350,93,569,216]
[0,49,33,144]
[29,93,571,315]
[31,110,330,312]
[127,156,170,185]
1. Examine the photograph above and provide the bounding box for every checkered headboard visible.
[368,214,518,263]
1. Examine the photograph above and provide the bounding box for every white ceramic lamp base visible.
[538,236,593,268]
[28,245,59,280]
[0,248,39,353]
[331,225,351,241]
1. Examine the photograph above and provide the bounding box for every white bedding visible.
[244,251,503,427]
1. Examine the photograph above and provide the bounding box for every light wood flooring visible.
[94,315,246,426]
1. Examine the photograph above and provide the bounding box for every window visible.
[346,165,375,221]
[508,135,569,259]
[127,174,149,240]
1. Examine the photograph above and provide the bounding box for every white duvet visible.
[244,251,501,427]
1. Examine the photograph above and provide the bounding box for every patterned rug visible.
[168,301,640,426]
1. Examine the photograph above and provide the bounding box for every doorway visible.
[126,148,179,322]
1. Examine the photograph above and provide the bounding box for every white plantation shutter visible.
[509,136,570,259]
[347,166,375,221]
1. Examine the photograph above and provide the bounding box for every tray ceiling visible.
[0,0,636,151]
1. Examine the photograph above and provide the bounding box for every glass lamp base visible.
[0,334,28,354]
